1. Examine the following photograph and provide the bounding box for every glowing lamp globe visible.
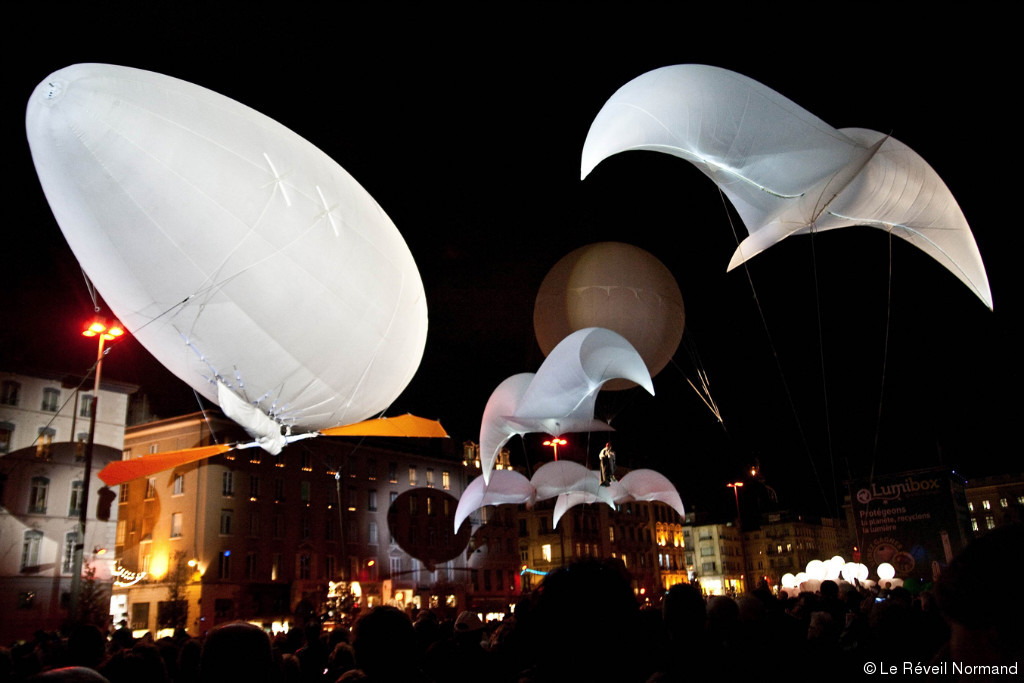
[877,562,896,581]
[781,573,797,589]
[806,560,826,581]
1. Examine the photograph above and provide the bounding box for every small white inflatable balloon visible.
[877,562,896,581]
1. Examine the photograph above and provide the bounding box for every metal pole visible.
[70,335,104,620]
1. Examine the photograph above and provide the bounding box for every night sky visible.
[6,7,1018,520]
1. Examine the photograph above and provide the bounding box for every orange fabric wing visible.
[98,444,232,486]
[320,414,448,438]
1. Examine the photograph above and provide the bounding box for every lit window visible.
[426,496,434,516]
[119,482,129,504]
[609,526,615,542]
[250,475,259,500]
[271,553,281,581]
[1000,498,1008,508]
[968,501,974,512]
[116,520,126,545]
[369,522,378,545]
[982,500,991,510]
[368,490,377,511]
[426,469,435,488]
[542,544,552,563]
[389,462,398,483]
[173,474,184,495]
[63,532,77,573]
[69,480,84,516]
[21,530,43,571]
[442,471,450,490]
[36,428,55,460]
[171,512,183,538]
[985,515,995,530]
[29,477,49,513]
[223,472,234,497]
[41,387,60,412]
[145,478,157,500]
[971,519,979,532]
[409,466,417,486]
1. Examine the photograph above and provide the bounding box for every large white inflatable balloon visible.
[582,65,992,309]
[27,64,428,449]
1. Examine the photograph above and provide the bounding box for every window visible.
[389,491,398,506]
[367,457,377,480]
[79,394,94,417]
[131,603,150,630]
[145,478,157,500]
[222,471,234,497]
[274,479,284,502]
[1,381,21,406]
[426,496,434,516]
[388,462,398,483]
[1000,498,1008,508]
[326,555,336,580]
[42,387,60,412]
[173,474,184,495]
[68,480,84,516]
[542,544,552,563]
[971,518,979,532]
[368,522,378,545]
[301,512,311,540]
[409,466,417,486]
[119,482,129,504]
[36,428,55,460]
[442,471,451,490]
[63,531,77,573]
[246,552,258,580]
[985,515,995,530]
[75,433,88,460]
[171,512,183,538]
[21,530,43,571]
[218,551,231,579]
[609,526,615,542]
[426,469,434,488]
[0,422,12,454]
[368,490,377,511]
[298,554,311,580]
[982,500,991,510]
[968,501,975,512]
[220,509,233,535]
[116,520,126,545]
[301,452,312,472]
[249,475,259,500]
[409,495,418,515]
[271,553,281,581]
[29,477,49,513]
[390,557,402,577]
[300,481,311,503]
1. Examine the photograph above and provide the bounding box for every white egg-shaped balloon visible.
[877,562,896,581]
[806,559,826,581]
[26,64,428,434]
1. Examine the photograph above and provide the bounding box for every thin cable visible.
[868,229,895,486]
[716,186,831,514]
[809,229,839,518]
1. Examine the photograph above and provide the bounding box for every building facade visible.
[964,473,1024,536]
[0,370,133,643]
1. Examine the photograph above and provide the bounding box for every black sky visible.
[6,6,1018,519]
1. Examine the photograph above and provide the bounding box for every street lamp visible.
[543,437,567,461]
[70,317,125,619]
[726,481,746,594]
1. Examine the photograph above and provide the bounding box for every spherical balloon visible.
[534,242,684,390]
[877,562,896,580]
[805,559,826,581]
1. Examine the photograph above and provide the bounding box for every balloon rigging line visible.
[192,387,221,445]
[32,366,97,449]
[675,332,724,425]
[81,268,100,313]
[715,185,831,513]
[809,228,840,519]
[868,229,896,488]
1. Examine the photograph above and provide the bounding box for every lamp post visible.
[726,481,746,594]
[70,318,124,620]
[543,437,567,461]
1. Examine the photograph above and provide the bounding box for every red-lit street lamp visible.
[70,317,125,618]
[543,437,567,461]
[726,481,744,523]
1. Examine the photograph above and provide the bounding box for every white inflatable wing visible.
[454,470,535,533]
[729,128,991,309]
[616,469,685,518]
[479,373,535,484]
[26,64,429,436]
[531,461,602,501]
[514,327,654,421]
[582,65,992,310]
[552,488,617,529]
